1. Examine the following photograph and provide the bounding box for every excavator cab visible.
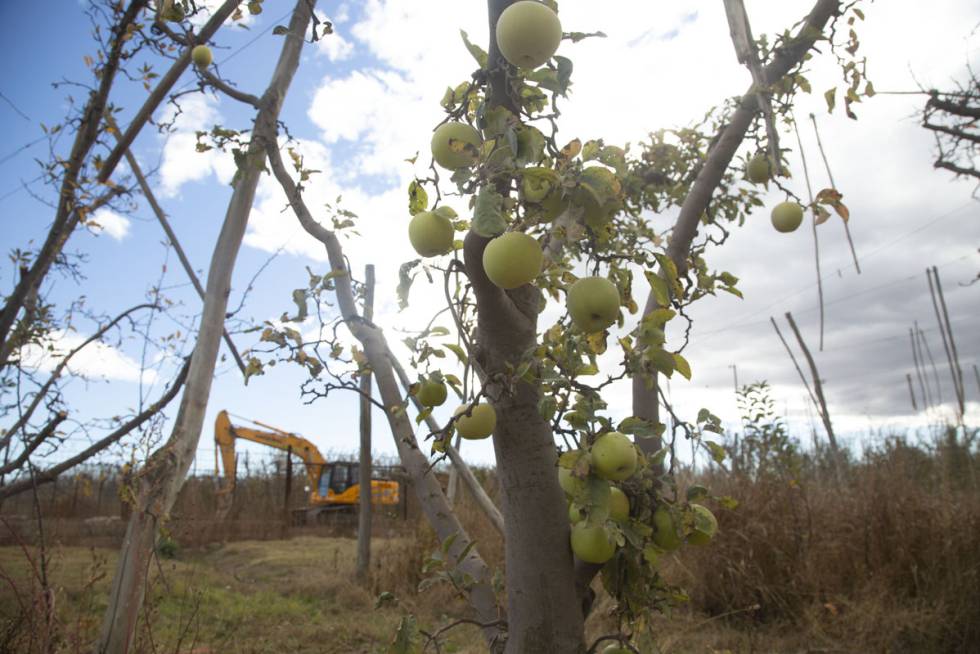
[317,463,356,498]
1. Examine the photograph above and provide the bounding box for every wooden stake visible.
[931,266,965,418]
[782,312,843,482]
[910,327,930,410]
[356,264,375,581]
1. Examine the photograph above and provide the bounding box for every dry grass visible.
[2,430,977,652]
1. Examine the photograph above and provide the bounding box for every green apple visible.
[746,153,774,184]
[570,522,616,564]
[771,201,804,233]
[416,378,447,407]
[568,502,584,524]
[601,646,632,654]
[652,505,682,551]
[408,210,454,257]
[591,431,637,481]
[454,403,496,440]
[609,486,630,523]
[495,1,562,70]
[191,45,212,68]
[687,503,718,546]
[567,276,620,333]
[431,122,482,171]
[482,232,543,290]
[161,0,185,21]
[558,467,584,496]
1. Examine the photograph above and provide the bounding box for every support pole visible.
[356,265,375,581]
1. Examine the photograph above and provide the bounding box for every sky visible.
[0,1,977,478]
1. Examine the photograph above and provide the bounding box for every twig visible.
[792,113,825,350]
[809,113,861,273]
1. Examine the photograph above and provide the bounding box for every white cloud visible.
[19,331,158,385]
[89,208,131,241]
[313,11,355,61]
[157,93,229,197]
[187,0,256,30]
[235,1,980,465]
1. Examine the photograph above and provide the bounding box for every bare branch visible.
[0,358,189,500]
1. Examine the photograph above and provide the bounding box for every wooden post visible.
[916,323,944,407]
[910,327,930,410]
[283,445,292,536]
[356,265,375,581]
[773,313,843,483]
[928,266,965,419]
[906,373,918,411]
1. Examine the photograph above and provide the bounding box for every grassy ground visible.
[0,536,488,654]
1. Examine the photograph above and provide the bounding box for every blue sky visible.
[1,1,978,481]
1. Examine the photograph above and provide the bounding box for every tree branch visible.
[1,303,160,452]
[0,359,190,500]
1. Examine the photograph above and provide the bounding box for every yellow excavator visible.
[214,410,402,524]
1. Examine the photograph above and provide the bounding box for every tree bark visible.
[95,4,314,652]
[468,2,587,650]
[356,265,375,581]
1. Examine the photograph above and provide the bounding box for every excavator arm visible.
[214,410,328,497]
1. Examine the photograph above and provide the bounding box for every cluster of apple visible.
[415,375,498,440]
[559,431,718,565]
[745,153,805,233]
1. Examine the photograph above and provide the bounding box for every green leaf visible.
[647,348,675,378]
[444,343,468,365]
[472,187,508,237]
[617,416,657,437]
[654,254,683,300]
[407,180,427,216]
[686,485,709,502]
[649,447,668,469]
[516,126,546,166]
[717,495,739,509]
[644,271,670,307]
[824,87,836,113]
[554,56,574,96]
[598,146,627,175]
[672,353,691,380]
[459,30,487,67]
[706,441,727,465]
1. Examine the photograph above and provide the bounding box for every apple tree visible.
[254,0,869,651]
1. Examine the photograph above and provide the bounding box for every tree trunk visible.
[95,4,314,652]
[472,2,586,650]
